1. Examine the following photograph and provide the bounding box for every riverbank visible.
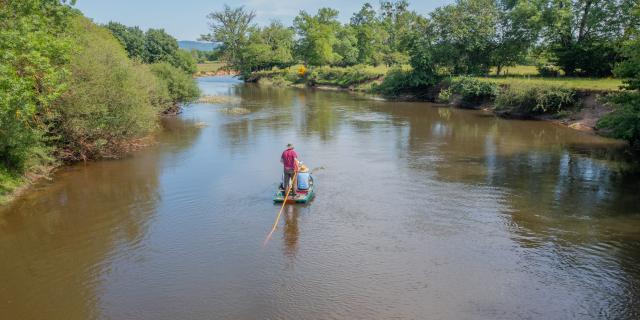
[248,67,622,135]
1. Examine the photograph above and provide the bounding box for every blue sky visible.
[74,0,453,41]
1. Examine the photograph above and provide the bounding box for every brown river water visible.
[2,77,640,320]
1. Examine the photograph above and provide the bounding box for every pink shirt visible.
[281,149,298,170]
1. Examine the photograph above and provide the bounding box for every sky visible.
[74,0,453,41]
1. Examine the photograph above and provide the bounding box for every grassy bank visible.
[249,65,626,137]
[474,76,623,92]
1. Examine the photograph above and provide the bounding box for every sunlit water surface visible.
[2,77,639,320]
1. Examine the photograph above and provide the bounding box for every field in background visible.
[197,61,225,73]
[489,65,539,76]
[473,76,623,91]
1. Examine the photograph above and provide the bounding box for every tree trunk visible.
[578,0,594,41]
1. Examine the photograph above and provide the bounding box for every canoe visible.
[273,180,315,204]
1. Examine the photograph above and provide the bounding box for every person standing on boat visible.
[281,143,299,194]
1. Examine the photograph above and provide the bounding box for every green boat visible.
[273,171,315,204]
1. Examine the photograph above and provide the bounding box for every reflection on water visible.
[1,76,639,320]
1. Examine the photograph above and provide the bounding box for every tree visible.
[261,21,295,68]
[228,21,295,76]
[379,0,426,65]
[491,0,544,75]
[542,0,638,76]
[173,49,197,74]
[105,22,146,60]
[150,62,200,106]
[58,16,172,160]
[145,28,180,65]
[407,22,441,87]
[350,3,386,65]
[615,39,640,90]
[294,8,341,66]
[105,23,197,74]
[430,0,500,75]
[334,25,359,66]
[0,0,75,171]
[201,5,256,70]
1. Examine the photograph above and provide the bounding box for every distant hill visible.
[178,41,217,52]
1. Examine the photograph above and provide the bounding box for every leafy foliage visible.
[150,62,201,105]
[541,0,638,76]
[55,16,171,161]
[494,84,577,115]
[430,0,500,75]
[444,77,499,104]
[200,5,255,71]
[0,0,74,171]
[537,64,562,77]
[614,7,640,90]
[294,8,342,66]
[105,21,146,59]
[597,92,640,146]
[105,23,197,74]
[350,3,386,65]
[1,0,200,200]
[307,65,386,87]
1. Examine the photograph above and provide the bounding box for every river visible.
[1,76,639,320]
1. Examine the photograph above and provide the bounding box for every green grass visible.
[490,65,540,76]
[472,76,623,91]
[197,61,226,73]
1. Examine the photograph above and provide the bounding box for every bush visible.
[372,68,414,96]
[249,68,298,84]
[494,84,577,115]
[0,0,73,173]
[596,92,640,146]
[307,65,386,87]
[437,87,453,103]
[373,66,441,96]
[444,77,498,105]
[537,64,561,77]
[174,49,198,74]
[150,62,201,105]
[55,16,171,161]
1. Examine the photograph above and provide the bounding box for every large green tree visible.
[542,0,639,76]
[294,8,342,66]
[145,29,179,64]
[260,21,295,68]
[350,3,387,65]
[379,0,426,65]
[334,25,359,67]
[491,0,544,75]
[231,21,295,75]
[105,22,146,60]
[201,5,256,70]
[430,0,500,75]
[105,23,196,74]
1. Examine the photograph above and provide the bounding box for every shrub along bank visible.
[438,77,579,118]
[0,1,199,203]
[248,64,389,90]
